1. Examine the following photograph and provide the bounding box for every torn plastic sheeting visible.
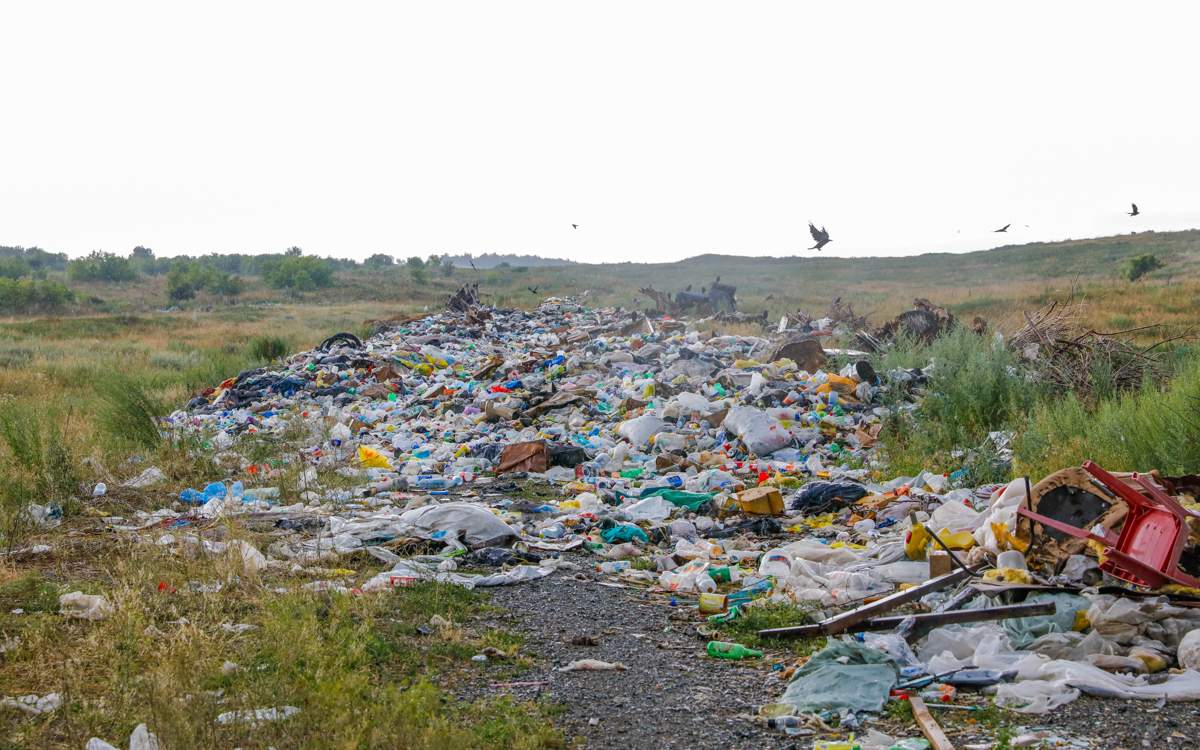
[123,466,167,488]
[994,680,1081,714]
[1000,592,1090,649]
[1027,630,1120,662]
[617,496,676,522]
[1086,594,1200,648]
[920,623,1046,675]
[779,639,898,714]
[600,522,649,544]
[927,497,984,533]
[398,503,517,549]
[215,705,301,725]
[1011,659,1200,706]
[362,559,552,591]
[619,486,714,512]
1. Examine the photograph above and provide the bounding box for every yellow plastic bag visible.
[357,445,393,469]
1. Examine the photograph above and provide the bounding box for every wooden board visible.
[908,695,954,750]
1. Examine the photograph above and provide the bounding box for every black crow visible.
[808,222,831,251]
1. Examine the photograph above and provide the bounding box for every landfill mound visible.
[94,296,1200,746]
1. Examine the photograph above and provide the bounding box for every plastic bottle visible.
[765,715,807,735]
[408,475,464,491]
[706,641,763,660]
[708,566,742,584]
[597,561,631,574]
[727,578,774,607]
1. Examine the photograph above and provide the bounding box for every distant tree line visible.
[0,242,563,311]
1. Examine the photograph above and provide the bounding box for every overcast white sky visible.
[2,2,1198,263]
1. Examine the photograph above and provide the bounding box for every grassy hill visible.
[432,229,1200,334]
[6,229,1199,339]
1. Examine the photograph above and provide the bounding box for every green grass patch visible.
[716,601,824,655]
[1,545,560,749]
[1015,348,1200,477]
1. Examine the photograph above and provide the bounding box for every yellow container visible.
[737,486,784,515]
[698,593,727,614]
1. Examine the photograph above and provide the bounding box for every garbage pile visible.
[1010,295,1166,397]
[111,294,1199,745]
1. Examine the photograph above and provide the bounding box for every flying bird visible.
[808,222,831,251]
[571,224,578,229]
[994,224,1010,233]
[1128,203,1139,217]
[527,286,539,295]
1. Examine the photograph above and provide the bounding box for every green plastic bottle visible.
[705,640,763,660]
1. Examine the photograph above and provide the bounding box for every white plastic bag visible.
[723,407,791,456]
[398,503,516,548]
[994,680,1080,714]
[1179,629,1200,670]
[619,496,675,522]
[59,592,113,621]
[616,415,668,447]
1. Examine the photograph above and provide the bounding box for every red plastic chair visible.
[1017,460,1200,589]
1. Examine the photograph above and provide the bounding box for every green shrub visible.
[95,372,165,451]
[1123,253,1164,282]
[881,328,1035,474]
[0,278,75,312]
[260,255,335,293]
[167,260,244,301]
[250,336,291,362]
[67,251,138,282]
[0,257,30,279]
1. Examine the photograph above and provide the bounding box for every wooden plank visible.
[758,567,976,638]
[849,601,1054,633]
[909,695,955,750]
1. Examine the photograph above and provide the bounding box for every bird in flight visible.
[994,224,1010,233]
[571,224,578,229]
[527,286,539,295]
[808,222,832,251]
[1128,203,1139,217]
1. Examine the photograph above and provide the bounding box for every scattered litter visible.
[558,659,629,672]
[124,466,167,488]
[58,293,1200,744]
[59,592,113,621]
[214,705,301,725]
[0,692,61,715]
[85,722,159,749]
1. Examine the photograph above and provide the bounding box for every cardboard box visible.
[929,550,953,578]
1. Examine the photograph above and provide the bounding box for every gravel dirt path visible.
[466,560,1198,750]
[473,564,796,749]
